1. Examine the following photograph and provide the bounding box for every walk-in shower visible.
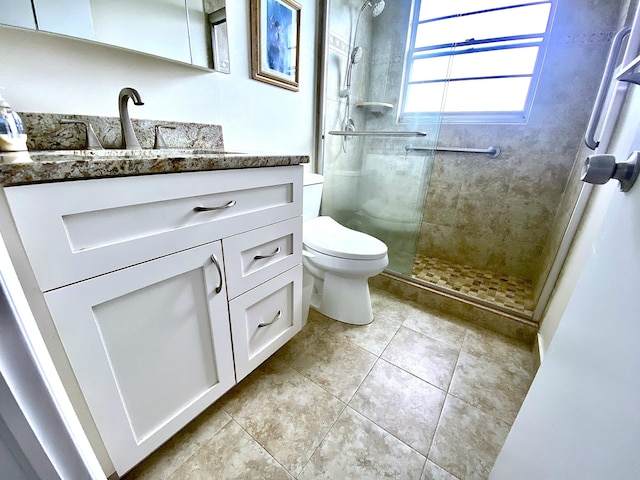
[319,0,624,324]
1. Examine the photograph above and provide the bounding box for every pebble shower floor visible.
[412,255,535,318]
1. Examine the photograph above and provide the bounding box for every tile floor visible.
[412,255,535,318]
[124,288,535,480]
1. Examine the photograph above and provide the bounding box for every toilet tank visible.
[303,172,324,221]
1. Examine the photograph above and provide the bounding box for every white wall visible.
[0,1,318,158]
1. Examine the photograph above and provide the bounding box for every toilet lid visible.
[304,216,388,260]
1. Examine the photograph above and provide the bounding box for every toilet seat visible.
[303,216,387,260]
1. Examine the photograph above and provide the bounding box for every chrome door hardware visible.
[581,151,640,192]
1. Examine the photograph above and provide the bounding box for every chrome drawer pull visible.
[210,254,223,293]
[193,200,236,212]
[254,247,281,260]
[258,310,282,328]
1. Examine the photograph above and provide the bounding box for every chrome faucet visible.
[118,87,144,149]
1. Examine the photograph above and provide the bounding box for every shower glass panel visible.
[320,0,444,276]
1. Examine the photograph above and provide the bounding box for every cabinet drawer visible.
[223,217,302,299]
[5,166,302,291]
[229,265,302,381]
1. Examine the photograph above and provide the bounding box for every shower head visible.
[360,0,385,17]
[350,46,363,64]
[339,0,384,98]
[371,0,385,17]
[342,46,362,95]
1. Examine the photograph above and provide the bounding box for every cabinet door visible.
[229,265,302,381]
[44,241,234,476]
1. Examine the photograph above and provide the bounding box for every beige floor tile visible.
[306,308,338,331]
[299,407,426,480]
[218,357,344,477]
[421,460,460,480]
[167,420,292,480]
[462,326,533,374]
[403,305,469,348]
[123,404,231,480]
[349,359,446,455]
[449,352,533,425]
[276,326,377,403]
[328,310,402,356]
[382,327,460,391]
[125,288,533,480]
[429,396,511,480]
[370,287,413,324]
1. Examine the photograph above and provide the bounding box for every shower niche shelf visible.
[355,101,393,114]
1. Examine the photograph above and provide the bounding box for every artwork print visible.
[251,0,300,91]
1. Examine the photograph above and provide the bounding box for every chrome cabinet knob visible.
[581,151,639,192]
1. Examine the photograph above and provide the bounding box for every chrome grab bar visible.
[584,26,631,150]
[328,130,428,137]
[405,145,501,158]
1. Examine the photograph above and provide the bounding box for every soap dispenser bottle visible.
[0,89,28,152]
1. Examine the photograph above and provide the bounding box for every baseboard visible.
[533,333,545,371]
[371,272,538,345]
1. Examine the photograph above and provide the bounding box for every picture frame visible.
[250,0,301,92]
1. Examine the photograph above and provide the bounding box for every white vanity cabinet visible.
[2,165,303,475]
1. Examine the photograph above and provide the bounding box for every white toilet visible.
[303,172,388,325]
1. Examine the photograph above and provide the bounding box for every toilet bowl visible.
[303,172,389,325]
[360,197,421,233]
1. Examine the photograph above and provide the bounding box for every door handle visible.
[581,151,639,192]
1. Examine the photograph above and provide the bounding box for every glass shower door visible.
[320,0,444,277]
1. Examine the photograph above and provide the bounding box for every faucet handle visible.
[60,119,104,150]
[154,125,176,149]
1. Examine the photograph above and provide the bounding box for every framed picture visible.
[250,0,301,91]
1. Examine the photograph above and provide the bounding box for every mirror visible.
[0,0,230,73]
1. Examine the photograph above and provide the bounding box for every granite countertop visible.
[0,149,309,186]
[1,113,309,186]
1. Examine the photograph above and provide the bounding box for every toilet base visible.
[313,272,374,325]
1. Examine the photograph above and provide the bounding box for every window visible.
[401,0,554,123]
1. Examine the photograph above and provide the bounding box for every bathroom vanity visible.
[0,150,307,476]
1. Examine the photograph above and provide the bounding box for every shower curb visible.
[370,272,538,346]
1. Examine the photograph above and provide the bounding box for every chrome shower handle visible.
[193,200,236,212]
[258,310,282,328]
[254,247,281,260]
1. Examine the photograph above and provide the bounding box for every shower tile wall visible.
[321,0,371,221]
[416,0,622,293]
[531,0,633,302]
[322,0,372,174]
